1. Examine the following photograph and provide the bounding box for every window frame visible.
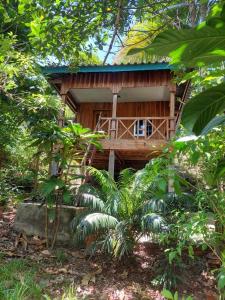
[134,119,152,137]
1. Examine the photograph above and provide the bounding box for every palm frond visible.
[143,197,168,214]
[74,213,118,242]
[76,183,106,211]
[141,213,166,233]
[114,20,165,64]
[77,193,106,211]
[88,167,117,200]
[86,234,115,257]
[113,222,135,258]
[117,168,135,189]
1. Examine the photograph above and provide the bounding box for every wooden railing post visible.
[108,92,118,178]
[111,93,118,139]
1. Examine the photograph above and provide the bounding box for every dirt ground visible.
[0,206,218,300]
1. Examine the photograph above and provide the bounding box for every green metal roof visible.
[42,63,171,75]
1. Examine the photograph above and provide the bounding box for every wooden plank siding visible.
[61,70,172,92]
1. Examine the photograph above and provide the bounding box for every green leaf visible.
[161,289,174,300]
[40,177,64,196]
[191,151,200,165]
[218,274,225,290]
[168,251,177,264]
[188,245,194,259]
[137,24,225,66]
[174,180,182,195]
[214,158,225,180]
[158,178,167,192]
[200,115,225,135]
[63,190,72,204]
[181,83,225,135]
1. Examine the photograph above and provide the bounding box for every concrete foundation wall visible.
[14,203,84,245]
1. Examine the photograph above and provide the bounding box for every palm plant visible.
[72,158,177,259]
[114,20,164,64]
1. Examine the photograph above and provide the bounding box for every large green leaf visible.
[200,115,225,135]
[40,177,65,196]
[181,83,225,135]
[214,158,225,180]
[129,24,225,67]
[161,289,174,300]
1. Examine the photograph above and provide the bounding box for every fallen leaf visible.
[58,268,68,274]
[94,266,103,275]
[70,251,85,259]
[3,251,24,257]
[41,249,51,256]
[81,273,96,285]
[120,271,128,279]
[32,236,47,246]
[43,267,58,275]
[14,233,28,250]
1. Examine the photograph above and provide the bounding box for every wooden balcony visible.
[97,116,175,151]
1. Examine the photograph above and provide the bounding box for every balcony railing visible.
[97,117,175,141]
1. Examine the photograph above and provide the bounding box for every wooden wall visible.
[63,70,172,92]
[79,101,170,130]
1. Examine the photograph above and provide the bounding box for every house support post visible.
[168,89,176,193]
[108,92,118,177]
[111,93,118,138]
[108,149,115,178]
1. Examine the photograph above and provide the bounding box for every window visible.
[134,120,152,137]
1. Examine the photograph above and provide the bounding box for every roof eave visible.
[42,63,172,75]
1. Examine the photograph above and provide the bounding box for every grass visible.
[0,259,42,300]
[0,257,80,300]
[44,286,78,300]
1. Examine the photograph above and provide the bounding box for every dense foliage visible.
[0,0,224,298]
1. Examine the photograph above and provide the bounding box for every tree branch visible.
[103,0,123,65]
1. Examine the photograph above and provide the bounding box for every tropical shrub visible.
[34,122,103,248]
[72,157,190,259]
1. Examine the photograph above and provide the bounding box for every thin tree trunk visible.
[51,192,61,249]
[189,0,197,27]
[45,203,49,248]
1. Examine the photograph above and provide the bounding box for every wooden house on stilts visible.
[43,63,189,177]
